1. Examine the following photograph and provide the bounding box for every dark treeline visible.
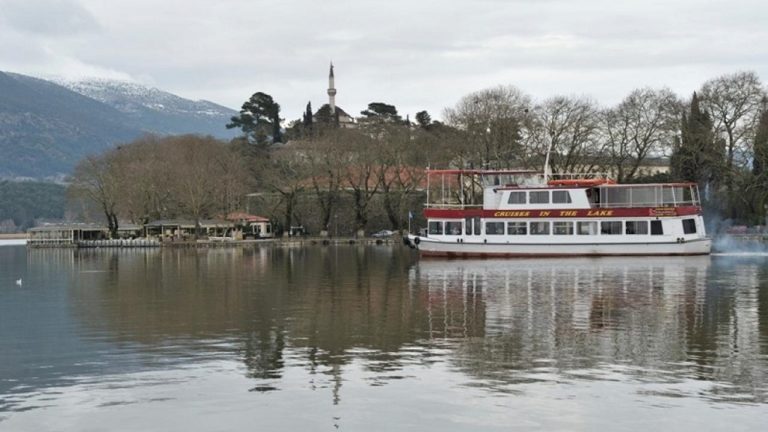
[68,71,768,236]
[0,180,66,231]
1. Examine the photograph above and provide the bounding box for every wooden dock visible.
[24,236,398,248]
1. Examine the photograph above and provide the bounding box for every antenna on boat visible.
[542,140,554,182]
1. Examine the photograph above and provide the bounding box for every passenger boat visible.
[404,169,711,257]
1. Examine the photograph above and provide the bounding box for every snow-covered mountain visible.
[0,72,242,179]
[54,78,238,139]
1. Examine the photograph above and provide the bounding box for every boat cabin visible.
[420,169,705,243]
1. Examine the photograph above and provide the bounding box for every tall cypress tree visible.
[672,92,719,187]
[752,107,768,180]
[753,104,768,222]
[303,101,313,128]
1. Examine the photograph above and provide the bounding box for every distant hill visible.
[0,72,238,179]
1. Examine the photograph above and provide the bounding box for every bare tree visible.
[374,126,426,230]
[527,96,604,175]
[69,152,122,237]
[339,134,380,236]
[112,135,175,225]
[302,131,347,236]
[603,88,681,182]
[266,146,307,236]
[699,71,766,189]
[165,136,238,236]
[444,85,532,169]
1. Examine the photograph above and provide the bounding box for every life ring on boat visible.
[414,236,421,245]
[547,178,616,187]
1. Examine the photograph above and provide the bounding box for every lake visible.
[1,244,767,431]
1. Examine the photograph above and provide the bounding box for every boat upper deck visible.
[424,169,701,211]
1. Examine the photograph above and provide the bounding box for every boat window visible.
[682,218,697,234]
[553,221,574,235]
[473,217,481,235]
[530,221,550,235]
[445,221,463,235]
[577,221,598,235]
[662,187,675,205]
[530,191,550,204]
[428,221,443,235]
[628,187,656,207]
[465,218,472,235]
[507,222,527,235]
[600,221,622,235]
[625,221,649,235]
[552,191,572,204]
[507,191,526,204]
[485,222,505,235]
[651,220,663,235]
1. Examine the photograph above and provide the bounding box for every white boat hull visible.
[406,235,711,257]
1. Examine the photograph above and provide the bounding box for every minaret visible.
[327,62,336,114]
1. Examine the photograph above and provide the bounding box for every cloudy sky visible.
[1,0,766,120]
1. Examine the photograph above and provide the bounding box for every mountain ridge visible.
[0,72,239,179]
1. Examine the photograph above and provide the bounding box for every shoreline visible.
[0,233,29,240]
[23,236,399,249]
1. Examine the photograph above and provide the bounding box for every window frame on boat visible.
[625,220,649,235]
[485,221,505,235]
[651,220,664,235]
[682,218,697,234]
[553,221,574,235]
[577,221,598,235]
[507,221,527,235]
[552,190,572,204]
[428,221,443,235]
[507,191,527,204]
[600,221,622,235]
[445,221,463,236]
[530,221,550,235]
[529,191,550,204]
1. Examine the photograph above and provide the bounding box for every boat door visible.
[465,217,482,236]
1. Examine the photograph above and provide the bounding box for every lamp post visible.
[334,213,339,238]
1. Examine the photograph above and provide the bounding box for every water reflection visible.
[1,246,768,428]
[414,258,768,402]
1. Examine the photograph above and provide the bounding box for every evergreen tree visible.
[302,101,313,128]
[360,102,402,123]
[227,92,282,146]
[751,103,768,222]
[314,104,338,127]
[415,110,432,129]
[672,92,719,187]
[752,106,768,180]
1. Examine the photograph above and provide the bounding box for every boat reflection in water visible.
[410,256,767,403]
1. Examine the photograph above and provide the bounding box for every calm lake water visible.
[1,244,767,431]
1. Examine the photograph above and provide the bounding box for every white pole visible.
[543,140,554,182]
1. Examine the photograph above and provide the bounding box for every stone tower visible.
[327,62,336,114]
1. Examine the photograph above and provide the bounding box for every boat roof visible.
[495,181,698,190]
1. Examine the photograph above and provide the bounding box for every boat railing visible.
[596,184,701,208]
[424,203,484,209]
[597,199,699,208]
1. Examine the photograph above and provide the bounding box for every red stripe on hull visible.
[424,206,702,219]
[420,251,711,258]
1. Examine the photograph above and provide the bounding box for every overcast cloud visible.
[1,0,766,120]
